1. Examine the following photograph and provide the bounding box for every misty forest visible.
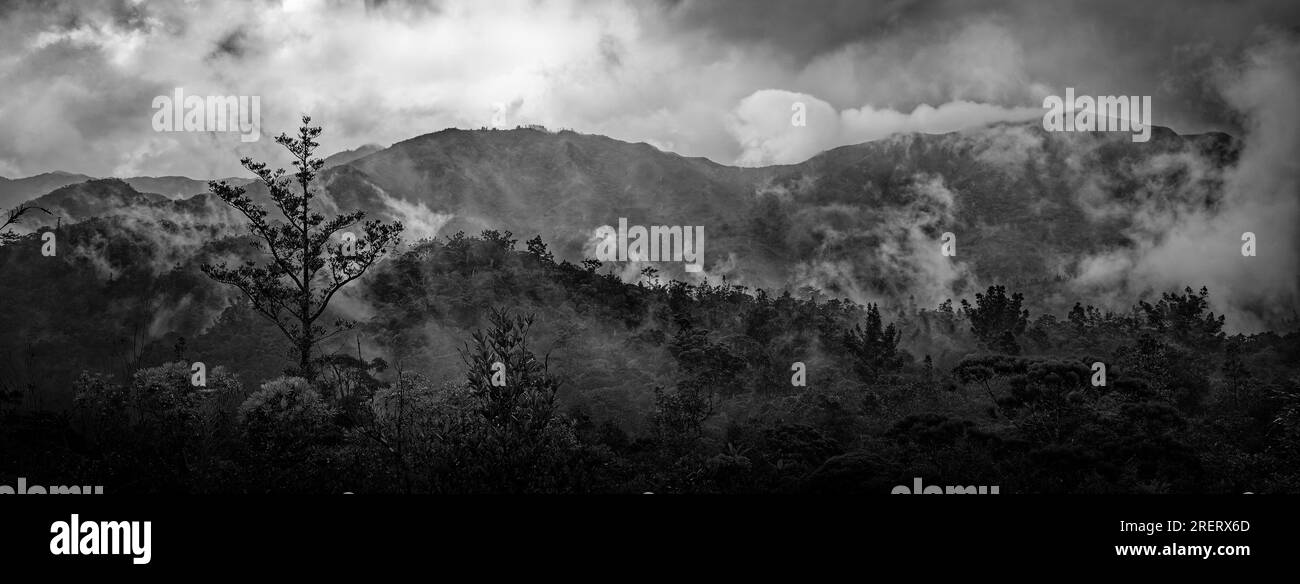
[1,116,1297,495]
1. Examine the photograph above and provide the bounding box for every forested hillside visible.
[3,228,1296,493]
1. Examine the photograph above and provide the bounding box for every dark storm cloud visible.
[661,0,1300,124]
[0,0,155,31]
[0,0,1296,177]
[659,0,937,61]
[208,28,251,61]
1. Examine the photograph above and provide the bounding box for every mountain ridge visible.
[2,121,1257,325]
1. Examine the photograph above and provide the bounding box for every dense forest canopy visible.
[3,222,1297,493]
[0,114,1296,494]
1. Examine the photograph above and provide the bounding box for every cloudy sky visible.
[0,0,1297,178]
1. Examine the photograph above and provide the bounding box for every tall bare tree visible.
[202,116,403,381]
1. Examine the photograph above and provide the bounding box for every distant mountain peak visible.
[322,143,388,170]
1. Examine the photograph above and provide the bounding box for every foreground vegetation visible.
[3,230,1298,493]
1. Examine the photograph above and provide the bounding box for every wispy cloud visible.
[0,0,1295,177]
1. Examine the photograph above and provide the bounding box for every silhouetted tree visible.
[843,303,904,380]
[461,308,560,441]
[1138,286,1225,349]
[202,116,403,381]
[962,285,1029,354]
[1222,336,1250,404]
